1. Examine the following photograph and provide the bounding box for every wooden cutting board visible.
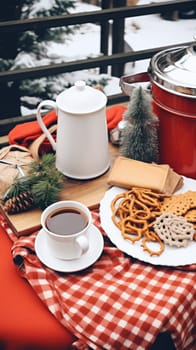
[0,143,119,236]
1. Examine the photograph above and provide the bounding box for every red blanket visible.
[8,110,57,148]
[8,106,126,150]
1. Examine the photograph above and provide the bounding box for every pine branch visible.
[32,180,62,210]
[29,153,56,176]
[2,176,32,202]
[2,153,64,212]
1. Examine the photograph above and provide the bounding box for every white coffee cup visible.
[41,200,91,260]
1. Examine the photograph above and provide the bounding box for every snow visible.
[26,0,64,18]
[47,0,196,78]
[124,7,196,74]
[47,23,101,61]
[125,15,195,52]
[20,0,196,114]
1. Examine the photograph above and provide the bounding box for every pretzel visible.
[121,216,148,243]
[141,230,165,256]
[111,187,169,256]
[153,213,194,247]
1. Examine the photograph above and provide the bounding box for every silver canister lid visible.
[149,42,196,98]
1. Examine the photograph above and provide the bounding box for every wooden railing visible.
[0,0,195,144]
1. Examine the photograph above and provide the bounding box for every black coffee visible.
[46,208,88,235]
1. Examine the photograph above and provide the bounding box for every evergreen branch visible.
[2,153,64,211]
[32,180,62,210]
[2,177,32,202]
[28,153,56,176]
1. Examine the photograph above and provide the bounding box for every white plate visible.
[35,224,104,272]
[100,176,196,267]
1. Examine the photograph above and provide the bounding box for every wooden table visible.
[0,142,119,235]
[1,140,195,350]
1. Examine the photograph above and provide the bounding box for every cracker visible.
[161,191,196,217]
[161,196,189,216]
[184,209,196,223]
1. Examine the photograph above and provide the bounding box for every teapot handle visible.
[36,100,57,151]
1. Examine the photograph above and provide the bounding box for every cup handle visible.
[36,100,57,151]
[76,235,89,255]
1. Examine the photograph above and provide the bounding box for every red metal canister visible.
[120,43,196,179]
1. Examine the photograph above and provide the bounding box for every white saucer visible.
[34,224,104,272]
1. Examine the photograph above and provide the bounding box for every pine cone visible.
[3,191,34,214]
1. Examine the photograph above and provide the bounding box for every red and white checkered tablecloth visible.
[1,210,196,350]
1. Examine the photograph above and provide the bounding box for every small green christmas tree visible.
[120,86,159,163]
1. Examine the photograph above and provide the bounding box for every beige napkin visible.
[107,157,183,195]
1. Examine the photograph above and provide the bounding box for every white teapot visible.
[36,81,110,179]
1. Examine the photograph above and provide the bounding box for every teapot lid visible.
[56,80,107,114]
[149,42,196,98]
